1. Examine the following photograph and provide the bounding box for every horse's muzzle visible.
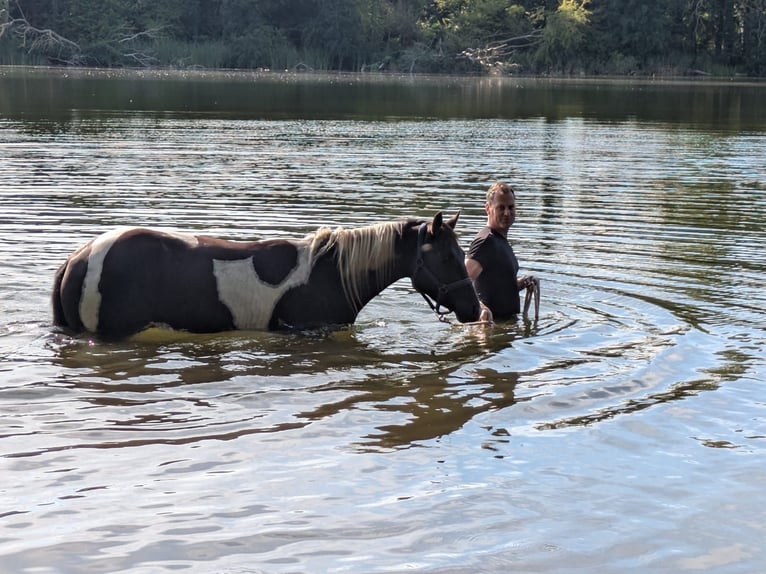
[451,281,481,323]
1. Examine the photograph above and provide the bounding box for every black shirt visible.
[467,226,520,319]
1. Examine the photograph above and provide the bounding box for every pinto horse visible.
[52,212,480,339]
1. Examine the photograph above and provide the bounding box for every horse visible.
[51,212,481,339]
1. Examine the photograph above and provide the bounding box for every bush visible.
[222,27,298,70]
[155,38,228,69]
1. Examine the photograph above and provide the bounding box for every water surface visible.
[1,68,765,573]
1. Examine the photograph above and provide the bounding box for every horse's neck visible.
[334,224,418,314]
[356,258,409,306]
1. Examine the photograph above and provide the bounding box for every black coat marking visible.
[97,230,235,336]
[196,236,298,286]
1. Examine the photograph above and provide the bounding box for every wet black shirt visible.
[467,226,520,319]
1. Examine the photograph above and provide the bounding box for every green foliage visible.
[154,38,228,69]
[535,0,589,72]
[222,26,297,69]
[455,0,530,42]
[1,0,765,75]
[300,0,368,70]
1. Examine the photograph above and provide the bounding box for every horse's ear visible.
[430,212,444,236]
[446,210,460,230]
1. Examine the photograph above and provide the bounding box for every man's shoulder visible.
[470,226,493,243]
[467,226,495,259]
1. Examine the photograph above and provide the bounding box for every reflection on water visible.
[1,72,765,573]
[2,67,765,129]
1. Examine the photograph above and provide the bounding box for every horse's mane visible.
[306,220,409,312]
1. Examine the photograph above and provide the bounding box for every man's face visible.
[486,192,516,234]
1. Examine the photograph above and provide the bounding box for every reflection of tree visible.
[296,356,522,451]
[52,328,387,392]
[293,327,525,451]
[539,376,720,431]
[366,367,520,451]
[538,345,754,432]
[48,325,529,453]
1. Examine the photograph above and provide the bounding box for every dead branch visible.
[1,4,163,68]
[0,16,80,55]
[460,29,543,69]
[118,27,165,44]
[124,52,159,67]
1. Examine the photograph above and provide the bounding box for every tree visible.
[0,0,82,64]
[586,0,679,73]
[535,0,590,72]
[740,0,766,73]
[432,2,542,72]
[2,0,766,74]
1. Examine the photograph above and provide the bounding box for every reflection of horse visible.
[52,212,480,339]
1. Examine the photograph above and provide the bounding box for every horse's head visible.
[411,212,481,323]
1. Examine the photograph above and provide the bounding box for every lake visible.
[1,67,765,573]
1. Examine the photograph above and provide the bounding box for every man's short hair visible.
[486,181,515,204]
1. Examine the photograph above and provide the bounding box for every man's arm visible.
[465,257,493,323]
[465,257,483,282]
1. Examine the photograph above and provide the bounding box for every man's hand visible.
[518,275,538,291]
[479,304,494,324]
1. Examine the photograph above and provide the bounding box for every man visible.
[465,181,537,323]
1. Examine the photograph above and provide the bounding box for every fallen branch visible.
[1,0,81,65]
[124,52,159,67]
[1,5,164,67]
[1,17,79,53]
[460,29,543,69]
[118,27,164,44]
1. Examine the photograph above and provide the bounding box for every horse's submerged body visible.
[52,213,480,339]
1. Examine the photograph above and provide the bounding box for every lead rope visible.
[523,277,541,320]
[418,290,453,323]
[459,277,541,327]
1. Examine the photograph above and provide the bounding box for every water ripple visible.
[1,110,765,572]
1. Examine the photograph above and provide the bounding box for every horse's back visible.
[101,229,234,336]
[53,228,230,338]
[52,227,313,338]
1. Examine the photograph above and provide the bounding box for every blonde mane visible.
[306,221,403,312]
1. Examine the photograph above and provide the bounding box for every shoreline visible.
[2,64,766,88]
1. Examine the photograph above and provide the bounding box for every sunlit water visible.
[1,72,765,573]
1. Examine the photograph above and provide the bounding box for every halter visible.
[411,223,474,322]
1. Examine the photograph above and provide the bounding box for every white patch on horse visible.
[79,227,199,332]
[213,243,312,330]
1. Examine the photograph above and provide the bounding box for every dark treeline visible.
[1,0,765,76]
